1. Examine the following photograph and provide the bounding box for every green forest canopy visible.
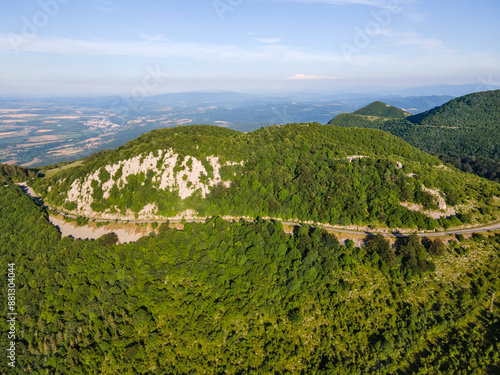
[329,90,500,183]
[353,101,409,119]
[35,123,500,230]
[1,183,499,373]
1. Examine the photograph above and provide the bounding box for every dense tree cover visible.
[436,154,500,184]
[353,101,409,119]
[1,184,500,373]
[34,123,500,230]
[345,117,500,164]
[0,164,39,184]
[81,125,246,169]
[327,113,381,128]
[330,90,500,182]
[408,90,500,130]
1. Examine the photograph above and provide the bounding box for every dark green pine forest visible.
[329,90,500,183]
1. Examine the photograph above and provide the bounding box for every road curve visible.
[17,183,500,238]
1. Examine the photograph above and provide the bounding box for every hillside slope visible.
[330,90,500,182]
[408,89,500,128]
[2,182,500,373]
[34,123,500,230]
[328,101,409,128]
[354,101,410,118]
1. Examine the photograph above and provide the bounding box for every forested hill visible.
[327,101,409,129]
[408,89,500,128]
[353,101,409,119]
[0,164,38,184]
[2,177,500,373]
[329,90,500,183]
[34,123,500,230]
[328,101,410,132]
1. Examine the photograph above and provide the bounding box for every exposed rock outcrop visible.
[65,148,244,213]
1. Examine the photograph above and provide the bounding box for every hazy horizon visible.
[1,0,500,97]
[1,82,498,101]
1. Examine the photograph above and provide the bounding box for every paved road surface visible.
[17,183,500,238]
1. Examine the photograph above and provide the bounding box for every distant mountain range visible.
[115,91,455,118]
[3,88,498,171]
[0,91,455,167]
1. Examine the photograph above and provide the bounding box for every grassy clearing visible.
[43,160,84,178]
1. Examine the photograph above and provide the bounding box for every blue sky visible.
[1,0,499,96]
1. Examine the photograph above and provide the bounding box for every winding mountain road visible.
[18,183,500,239]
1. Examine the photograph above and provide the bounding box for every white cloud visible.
[286,73,341,80]
[375,30,443,49]
[367,28,393,37]
[0,35,339,64]
[255,38,281,44]
[333,51,500,81]
[394,32,443,49]
[138,32,167,42]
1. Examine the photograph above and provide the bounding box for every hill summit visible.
[34,123,500,230]
[407,89,500,128]
[329,90,500,182]
[353,101,410,119]
[328,101,409,128]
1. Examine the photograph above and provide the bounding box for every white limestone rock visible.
[64,148,244,214]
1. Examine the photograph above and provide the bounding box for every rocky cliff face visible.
[65,148,244,214]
